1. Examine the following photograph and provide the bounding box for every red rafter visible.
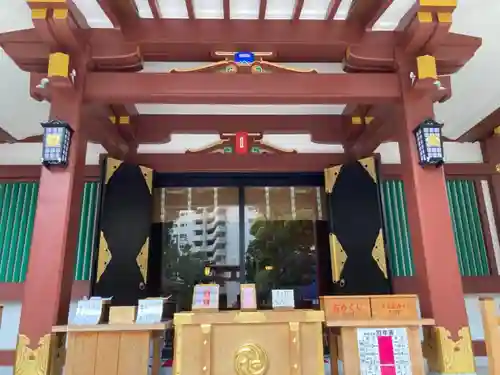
[347,0,387,30]
[326,0,342,20]
[259,0,267,20]
[366,0,393,29]
[97,0,139,28]
[148,0,162,19]
[292,0,305,21]
[0,127,16,144]
[185,0,195,20]
[223,0,230,20]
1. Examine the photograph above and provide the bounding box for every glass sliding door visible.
[243,186,327,309]
[154,187,240,311]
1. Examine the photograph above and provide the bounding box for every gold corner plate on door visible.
[371,230,387,279]
[324,165,343,193]
[329,234,347,282]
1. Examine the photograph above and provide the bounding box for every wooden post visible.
[397,52,475,374]
[14,53,88,375]
[479,297,500,375]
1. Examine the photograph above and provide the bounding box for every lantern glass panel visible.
[41,121,72,166]
[413,119,444,166]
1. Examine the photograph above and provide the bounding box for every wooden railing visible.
[479,297,500,375]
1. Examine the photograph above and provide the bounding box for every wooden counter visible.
[53,322,170,375]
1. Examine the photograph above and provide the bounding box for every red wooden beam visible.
[1,22,481,67]
[121,19,363,46]
[459,107,500,142]
[133,114,347,144]
[82,72,401,104]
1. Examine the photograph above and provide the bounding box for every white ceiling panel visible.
[158,0,190,19]
[265,0,295,20]
[158,0,189,19]
[134,0,154,18]
[73,0,113,28]
[230,0,260,19]
[193,0,224,19]
[300,0,331,20]
[0,50,49,139]
[0,0,33,33]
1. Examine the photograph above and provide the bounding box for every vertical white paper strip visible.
[188,187,192,212]
[160,188,166,223]
[291,187,296,220]
[316,187,323,220]
[214,187,218,208]
[265,187,271,219]
[481,180,500,274]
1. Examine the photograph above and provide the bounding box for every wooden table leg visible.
[328,331,340,375]
[339,328,360,375]
[151,332,163,375]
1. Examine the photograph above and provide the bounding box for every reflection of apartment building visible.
[172,207,228,264]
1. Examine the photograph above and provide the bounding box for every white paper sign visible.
[271,289,295,309]
[356,327,412,375]
[72,297,109,325]
[136,299,165,324]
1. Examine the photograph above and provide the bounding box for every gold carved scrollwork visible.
[136,237,150,283]
[15,334,53,375]
[324,165,342,194]
[329,234,347,283]
[358,157,377,183]
[422,326,475,374]
[234,343,269,375]
[105,158,123,184]
[371,230,388,279]
[96,232,112,282]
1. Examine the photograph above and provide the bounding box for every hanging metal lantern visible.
[41,119,73,166]
[413,119,444,167]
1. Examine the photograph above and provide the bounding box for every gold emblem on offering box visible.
[234,343,269,375]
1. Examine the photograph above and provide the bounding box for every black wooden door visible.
[324,157,391,295]
[92,157,157,306]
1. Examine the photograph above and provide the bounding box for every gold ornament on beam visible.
[170,51,317,74]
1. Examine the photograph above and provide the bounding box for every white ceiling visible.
[0,0,498,141]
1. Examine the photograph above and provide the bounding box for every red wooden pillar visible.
[14,54,87,375]
[397,55,475,374]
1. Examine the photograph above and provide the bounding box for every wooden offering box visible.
[320,295,434,375]
[53,322,170,375]
[173,309,325,375]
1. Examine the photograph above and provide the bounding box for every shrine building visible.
[0,1,500,375]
